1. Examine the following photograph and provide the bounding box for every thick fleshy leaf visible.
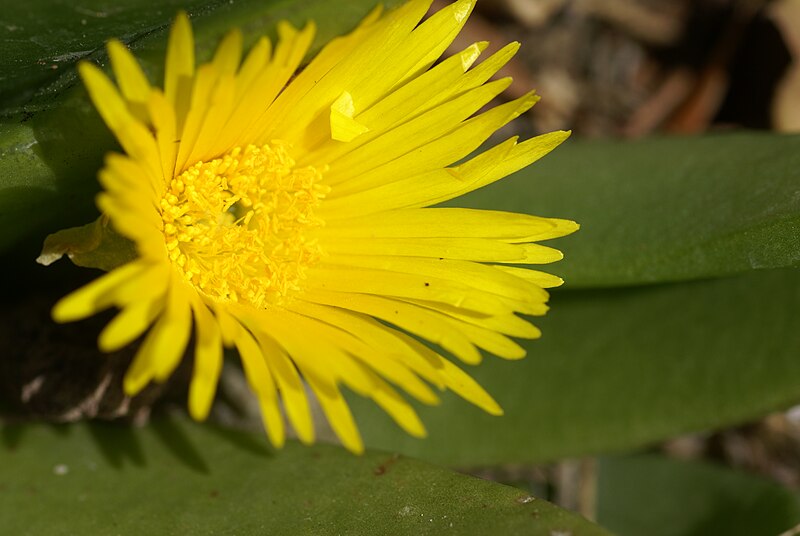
[0,418,612,536]
[353,267,800,465]
[455,132,800,288]
[0,0,404,114]
[597,455,800,536]
[0,0,404,252]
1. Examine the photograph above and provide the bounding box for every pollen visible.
[160,142,329,308]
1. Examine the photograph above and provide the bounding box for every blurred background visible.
[450,0,799,137]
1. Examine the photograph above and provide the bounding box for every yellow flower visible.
[51,0,577,454]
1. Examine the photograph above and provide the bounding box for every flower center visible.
[160,143,328,308]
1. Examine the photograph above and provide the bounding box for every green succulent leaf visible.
[354,267,800,466]
[0,418,613,536]
[1,0,403,115]
[457,132,800,288]
[597,455,800,536]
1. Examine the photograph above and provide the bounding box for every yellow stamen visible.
[160,143,329,308]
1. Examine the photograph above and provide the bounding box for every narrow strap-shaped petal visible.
[346,41,488,138]
[492,265,565,289]
[403,299,542,339]
[235,37,271,99]
[107,39,151,123]
[187,73,236,164]
[123,275,192,394]
[234,324,284,448]
[211,29,243,77]
[146,89,178,186]
[391,0,475,88]
[360,366,427,438]
[164,11,195,132]
[395,332,503,416]
[175,64,218,172]
[326,91,540,198]
[301,289,483,365]
[321,206,570,239]
[237,21,316,147]
[52,261,148,322]
[320,254,551,302]
[261,0,430,149]
[304,373,364,454]
[188,294,223,421]
[281,304,440,405]
[250,329,315,445]
[98,294,165,352]
[306,265,516,316]
[322,78,512,185]
[321,236,545,264]
[288,301,446,390]
[79,62,163,182]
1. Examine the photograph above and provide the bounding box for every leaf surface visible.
[0,418,612,536]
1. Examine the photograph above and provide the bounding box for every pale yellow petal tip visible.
[173,10,191,30]
[420,390,441,407]
[96,329,118,353]
[51,296,80,323]
[268,430,286,450]
[483,398,504,417]
[345,438,365,455]
[123,371,149,398]
[167,11,194,65]
[500,346,527,361]
[560,219,580,237]
[330,91,370,142]
[294,425,316,446]
[405,419,428,439]
[261,409,287,449]
[452,0,477,23]
[77,60,104,85]
[359,4,384,27]
[277,19,316,49]
[188,380,215,422]
[106,38,126,56]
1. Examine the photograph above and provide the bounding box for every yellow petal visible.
[188,295,223,421]
[351,41,487,135]
[233,321,285,448]
[290,301,446,390]
[212,28,243,77]
[305,374,364,455]
[396,333,503,416]
[285,303,439,405]
[164,11,195,131]
[394,0,475,86]
[492,265,566,289]
[52,262,146,322]
[98,295,165,352]
[324,78,511,185]
[306,265,512,317]
[366,372,427,438]
[123,278,192,395]
[320,254,550,303]
[251,330,315,445]
[107,39,151,122]
[321,207,577,242]
[330,91,369,142]
[302,289,482,365]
